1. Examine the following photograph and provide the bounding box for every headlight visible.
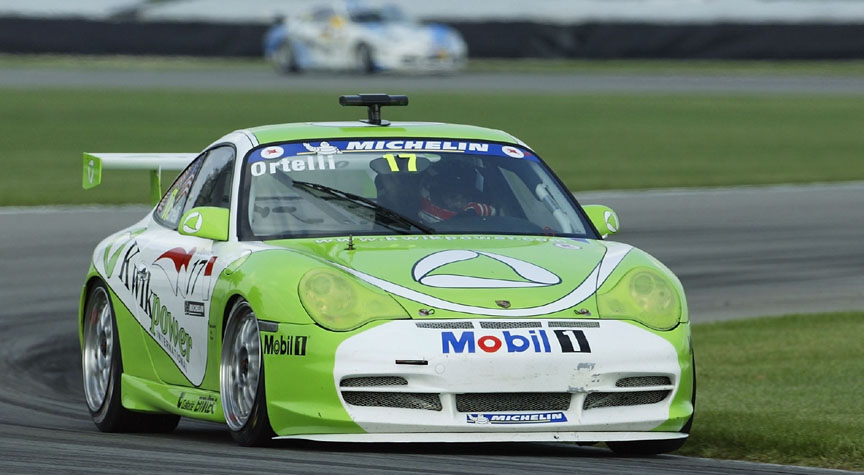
[298,268,409,331]
[596,267,681,330]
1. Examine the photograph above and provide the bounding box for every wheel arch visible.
[221,293,249,337]
[209,249,319,328]
[79,274,107,341]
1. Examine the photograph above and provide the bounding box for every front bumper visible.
[263,319,693,439]
[376,50,466,73]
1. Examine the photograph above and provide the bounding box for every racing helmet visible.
[418,162,496,222]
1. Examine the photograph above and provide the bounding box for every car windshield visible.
[238,139,594,240]
[350,5,406,23]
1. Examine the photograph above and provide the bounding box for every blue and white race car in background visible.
[264,2,467,74]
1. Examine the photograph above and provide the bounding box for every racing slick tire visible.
[82,281,180,433]
[273,41,300,74]
[355,43,376,74]
[220,299,275,446]
[606,435,689,456]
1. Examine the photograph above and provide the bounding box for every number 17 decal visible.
[382,153,417,172]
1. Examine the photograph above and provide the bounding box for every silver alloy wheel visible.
[356,43,374,73]
[274,43,293,72]
[221,301,262,431]
[82,286,114,412]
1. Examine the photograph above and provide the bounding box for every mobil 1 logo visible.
[554,329,591,353]
[262,334,308,356]
[441,329,591,354]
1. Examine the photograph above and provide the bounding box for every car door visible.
[139,145,235,387]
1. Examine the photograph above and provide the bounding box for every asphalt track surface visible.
[6,66,864,94]
[1,183,861,474]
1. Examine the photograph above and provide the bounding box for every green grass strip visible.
[680,312,864,471]
[2,89,864,205]
[469,58,864,76]
[8,55,864,76]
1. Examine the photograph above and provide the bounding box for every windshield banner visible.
[248,140,536,163]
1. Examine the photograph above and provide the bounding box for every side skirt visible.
[122,373,225,423]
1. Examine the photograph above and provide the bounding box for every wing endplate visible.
[82,153,198,205]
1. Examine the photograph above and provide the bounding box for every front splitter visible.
[274,431,687,443]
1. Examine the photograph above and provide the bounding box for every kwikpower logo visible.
[441,329,591,354]
[466,412,568,424]
[117,242,192,366]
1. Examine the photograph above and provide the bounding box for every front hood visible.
[267,235,633,319]
[372,24,458,53]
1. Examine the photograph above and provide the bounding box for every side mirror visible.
[179,207,229,241]
[583,204,620,238]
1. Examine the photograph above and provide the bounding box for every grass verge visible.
[8,54,864,76]
[469,58,864,76]
[2,89,864,205]
[681,312,864,471]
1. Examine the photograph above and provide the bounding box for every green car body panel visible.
[78,96,694,448]
[248,122,524,146]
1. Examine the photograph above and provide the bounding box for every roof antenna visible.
[339,93,409,126]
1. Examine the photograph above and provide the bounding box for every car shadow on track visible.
[283,439,617,458]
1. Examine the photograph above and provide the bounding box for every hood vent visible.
[547,321,600,328]
[479,321,542,329]
[415,321,473,329]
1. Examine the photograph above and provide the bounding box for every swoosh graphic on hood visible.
[331,241,633,317]
[412,250,561,288]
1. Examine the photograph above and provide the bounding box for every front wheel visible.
[82,281,179,433]
[355,43,376,74]
[273,41,300,74]
[606,436,688,456]
[608,353,696,455]
[220,299,274,446]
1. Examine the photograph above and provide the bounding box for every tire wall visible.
[3,17,864,59]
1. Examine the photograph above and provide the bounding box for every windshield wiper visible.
[291,180,434,234]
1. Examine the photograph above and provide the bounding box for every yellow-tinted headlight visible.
[298,268,409,331]
[597,267,681,330]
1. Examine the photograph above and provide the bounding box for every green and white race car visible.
[78,94,694,453]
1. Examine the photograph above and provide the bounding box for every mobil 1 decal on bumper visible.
[442,329,590,354]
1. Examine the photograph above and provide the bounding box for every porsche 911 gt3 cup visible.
[79,94,694,454]
[264,2,467,74]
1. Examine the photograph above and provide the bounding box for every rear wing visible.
[83,153,198,205]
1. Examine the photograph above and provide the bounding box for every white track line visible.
[2,181,863,215]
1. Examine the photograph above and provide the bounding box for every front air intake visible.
[615,376,672,387]
[456,393,571,412]
[583,390,669,410]
[341,391,442,411]
[340,376,408,387]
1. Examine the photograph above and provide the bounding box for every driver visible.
[418,162,496,223]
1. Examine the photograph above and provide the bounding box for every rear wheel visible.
[220,299,274,446]
[82,282,179,433]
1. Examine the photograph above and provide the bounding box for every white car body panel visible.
[268,5,467,73]
[332,319,681,433]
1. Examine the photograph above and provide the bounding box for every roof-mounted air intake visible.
[339,93,409,126]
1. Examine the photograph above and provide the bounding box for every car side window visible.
[181,146,236,218]
[154,154,205,229]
